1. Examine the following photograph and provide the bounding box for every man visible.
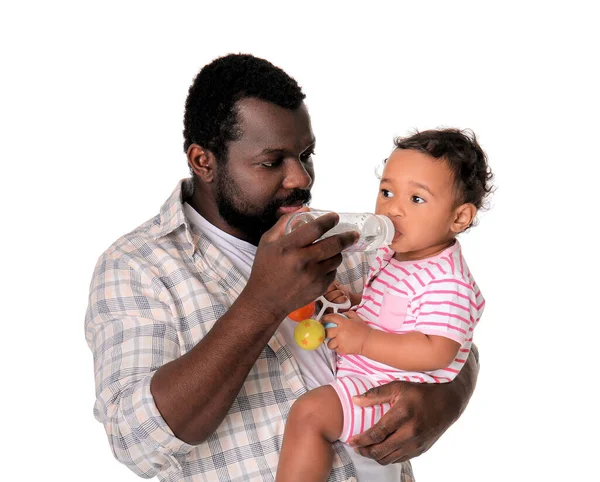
[85,54,478,481]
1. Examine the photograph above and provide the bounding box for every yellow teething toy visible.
[292,295,351,350]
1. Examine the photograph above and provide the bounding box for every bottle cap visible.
[380,215,395,246]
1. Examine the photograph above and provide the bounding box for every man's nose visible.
[282,159,313,190]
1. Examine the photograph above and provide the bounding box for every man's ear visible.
[451,203,477,233]
[187,144,217,183]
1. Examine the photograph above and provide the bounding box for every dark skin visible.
[151,99,355,444]
[151,98,479,463]
[187,98,318,244]
[349,345,479,464]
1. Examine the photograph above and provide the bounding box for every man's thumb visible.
[261,207,310,242]
[352,385,390,407]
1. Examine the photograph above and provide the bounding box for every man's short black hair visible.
[183,53,306,161]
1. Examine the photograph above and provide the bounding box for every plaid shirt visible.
[85,179,414,482]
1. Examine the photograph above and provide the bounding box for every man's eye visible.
[412,195,425,204]
[300,152,314,163]
[381,189,394,198]
[261,159,282,168]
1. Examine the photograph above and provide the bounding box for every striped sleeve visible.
[411,276,476,345]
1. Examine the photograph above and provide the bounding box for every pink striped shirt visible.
[338,241,484,384]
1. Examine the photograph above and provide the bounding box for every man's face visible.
[214,98,315,244]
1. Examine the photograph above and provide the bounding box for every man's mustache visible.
[278,189,312,207]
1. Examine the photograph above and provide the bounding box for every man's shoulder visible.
[97,214,166,266]
[97,179,192,267]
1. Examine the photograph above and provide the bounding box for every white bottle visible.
[285,210,395,252]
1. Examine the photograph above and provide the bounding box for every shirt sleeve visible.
[412,276,476,346]
[85,251,195,477]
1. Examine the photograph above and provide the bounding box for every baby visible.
[276,128,493,481]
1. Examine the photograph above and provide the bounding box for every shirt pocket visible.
[378,290,409,332]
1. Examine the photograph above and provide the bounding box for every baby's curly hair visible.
[394,128,494,213]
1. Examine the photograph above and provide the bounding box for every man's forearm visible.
[450,344,480,420]
[151,292,285,445]
[346,343,480,463]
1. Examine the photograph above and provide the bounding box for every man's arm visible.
[348,344,479,464]
[146,213,358,445]
[86,213,357,476]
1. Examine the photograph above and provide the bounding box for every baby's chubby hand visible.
[322,311,371,356]
[323,281,350,307]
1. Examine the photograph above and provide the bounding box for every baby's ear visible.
[451,203,476,233]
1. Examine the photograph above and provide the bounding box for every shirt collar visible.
[365,245,395,286]
[365,241,461,285]
[150,178,195,242]
[151,178,249,301]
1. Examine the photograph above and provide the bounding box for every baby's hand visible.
[322,311,371,356]
[324,281,350,306]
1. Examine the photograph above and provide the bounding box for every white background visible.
[1,1,598,481]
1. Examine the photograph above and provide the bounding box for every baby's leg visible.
[276,385,343,482]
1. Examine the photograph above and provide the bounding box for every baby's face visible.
[375,149,459,261]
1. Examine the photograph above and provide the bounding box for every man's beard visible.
[215,165,311,245]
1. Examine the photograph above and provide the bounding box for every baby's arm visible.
[363,329,460,372]
[323,311,459,371]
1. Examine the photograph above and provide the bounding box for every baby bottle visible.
[285,210,395,252]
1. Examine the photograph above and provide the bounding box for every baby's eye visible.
[381,189,394,198]
[412,195,425,204]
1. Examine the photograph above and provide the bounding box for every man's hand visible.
[348,345,479,464]
[244,210,358,320]
[151,210,357,445]
[322,311,371,355]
